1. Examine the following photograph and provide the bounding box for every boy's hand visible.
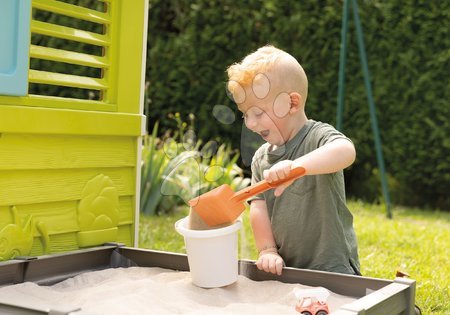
[263,160,296,196]
[256,248,284,276]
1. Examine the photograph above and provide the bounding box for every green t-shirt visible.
[250,120,360,275]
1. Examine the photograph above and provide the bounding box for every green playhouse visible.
[0,0,146,260]
[0,1,418,314]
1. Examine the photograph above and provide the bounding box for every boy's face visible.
[236,83,293,147]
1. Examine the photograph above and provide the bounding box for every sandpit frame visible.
[0,244,416,314]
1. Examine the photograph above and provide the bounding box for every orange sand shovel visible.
[188,166,306,226]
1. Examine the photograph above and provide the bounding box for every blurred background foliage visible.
[30,0,449,211]
[146,0,449,211]
[140,113,250,215]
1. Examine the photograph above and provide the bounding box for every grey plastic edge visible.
[0,246,416,315]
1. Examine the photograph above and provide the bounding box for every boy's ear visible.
[289,92,302,113]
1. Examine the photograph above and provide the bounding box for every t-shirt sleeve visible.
[314,123,353,148]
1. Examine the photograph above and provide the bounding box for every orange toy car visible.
[294,287,330,315]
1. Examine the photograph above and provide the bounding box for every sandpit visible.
[0,266,357,314]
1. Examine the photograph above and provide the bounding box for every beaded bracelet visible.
[258,244,278,253]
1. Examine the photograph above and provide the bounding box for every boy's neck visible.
[271,114,308,151]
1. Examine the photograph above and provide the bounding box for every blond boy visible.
[227,45,360,275]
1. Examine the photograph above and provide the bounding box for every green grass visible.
[139,201,450,315]
[351,201,450,315]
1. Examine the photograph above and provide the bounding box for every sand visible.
[0,267,356,314]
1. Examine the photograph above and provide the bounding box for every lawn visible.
[139,200,450,315]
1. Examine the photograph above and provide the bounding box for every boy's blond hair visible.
[227,45,308,104]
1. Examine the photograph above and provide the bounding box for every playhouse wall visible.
[0,132,137,259]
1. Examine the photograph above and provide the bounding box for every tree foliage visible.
[146,0,449,210]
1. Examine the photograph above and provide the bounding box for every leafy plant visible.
[201,143,251,194]
[140,121,172,215]
[162,142,251,206]
[140,114,250,215]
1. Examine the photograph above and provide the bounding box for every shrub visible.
[147,0,450,210]
[140,114,250,215]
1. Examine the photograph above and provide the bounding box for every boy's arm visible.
[250,199,284,275]
[293,138,356,175]
[265,138,356,196]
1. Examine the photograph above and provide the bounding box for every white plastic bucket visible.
[175,216,242,288]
